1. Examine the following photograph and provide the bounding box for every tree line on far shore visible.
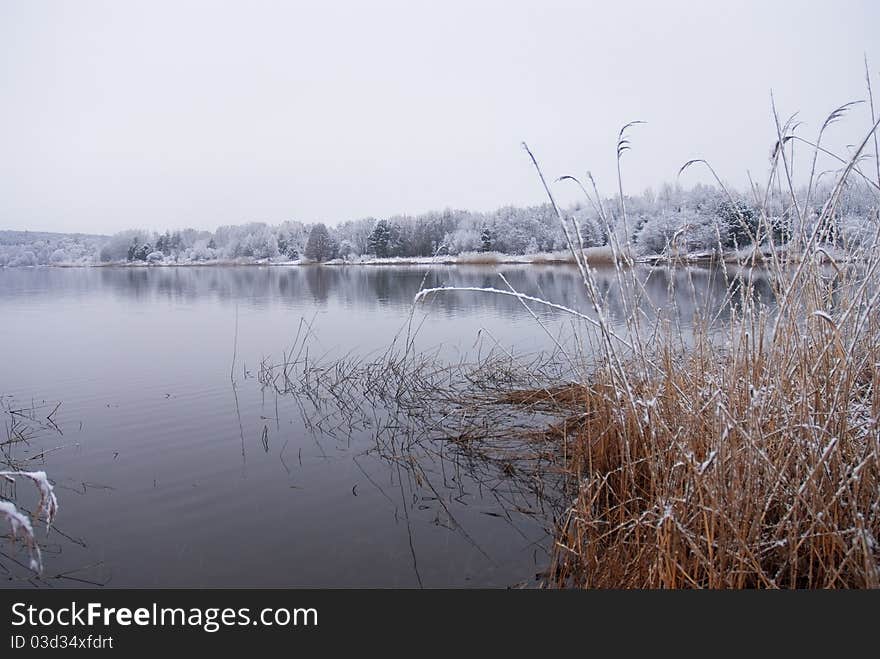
[1,180,877,267]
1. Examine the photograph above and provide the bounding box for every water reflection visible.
[0,263,781,588]
[1,263,778,326]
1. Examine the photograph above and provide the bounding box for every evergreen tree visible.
[368,219,393,257]
[771,215,792,244]
[480,226,493,252]
[135,242,152,261]
[304,223,335,262]
[717,200,759,247]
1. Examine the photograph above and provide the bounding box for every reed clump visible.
[527,307,879,587]
[455,251,504,265]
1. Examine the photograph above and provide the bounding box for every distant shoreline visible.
[2,249,604,269]
[1,244,856,269]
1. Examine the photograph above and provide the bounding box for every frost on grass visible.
[0,470,59,572]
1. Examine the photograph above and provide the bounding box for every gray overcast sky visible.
[2,0,879,235]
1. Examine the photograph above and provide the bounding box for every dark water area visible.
[0,264,774,587]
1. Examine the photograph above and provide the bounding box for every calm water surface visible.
[0,264,761,587]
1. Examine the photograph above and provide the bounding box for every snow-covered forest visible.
[2,180,877,267]
[0,231,108,267]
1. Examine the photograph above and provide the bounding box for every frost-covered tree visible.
[337,239,357,260]
[368,219,399,257]
[568,207,607,247]
[336,218,374,256]
[134,242,153,261]
[770,216,792,244]
[636,209,720,255]
[716,199,759,247]
[444,228,481,255]
[10,250,37,267]
[95,230,144,262]
[480,227,493,252]
[839,214,878,249]
[155,231,170,255]
[304,223,336,262]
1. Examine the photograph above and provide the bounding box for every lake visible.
[0,264,767,587]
